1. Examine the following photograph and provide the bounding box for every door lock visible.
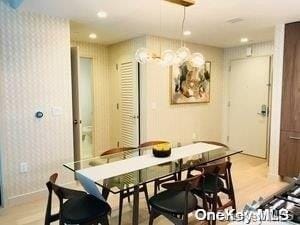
[257,104,268,117]
[73,120,82,124]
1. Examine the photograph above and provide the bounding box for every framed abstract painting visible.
[170,61,211,104]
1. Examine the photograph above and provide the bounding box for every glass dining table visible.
[63,142,242,225]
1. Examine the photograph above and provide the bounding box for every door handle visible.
[289,136,300,140]
[257,112,266,116]
[131,115,140,119]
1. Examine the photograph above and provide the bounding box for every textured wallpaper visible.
[141,36,224,145]
[0,2,74,201]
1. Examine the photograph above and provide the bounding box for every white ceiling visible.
[20,0,300,48]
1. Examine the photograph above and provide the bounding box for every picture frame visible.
[170,61,211,104]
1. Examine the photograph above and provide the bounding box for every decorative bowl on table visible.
[152,143,172,158]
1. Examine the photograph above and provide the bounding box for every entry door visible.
[119,61,140,147]
[228,56,271,158]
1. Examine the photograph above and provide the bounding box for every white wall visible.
[140,36,224,145]
[269,25,285,178]
[0,2,73,205]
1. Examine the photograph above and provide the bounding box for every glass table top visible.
[64,144,242,194]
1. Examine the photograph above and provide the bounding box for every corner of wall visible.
[268,24,285,178]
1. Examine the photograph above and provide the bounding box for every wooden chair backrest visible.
[138,141,169,148]
[161,174,204,223]
[193,161,234,192]
[195,141,228,148]
[100,147,136,157]
[197,161,231,175]
[162,174,203,192]
[45,173,59,225]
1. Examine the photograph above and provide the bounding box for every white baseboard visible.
[4,181,77,208]
[267,172,282,182]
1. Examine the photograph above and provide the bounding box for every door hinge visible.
[227,136,230,142]
[117,141,120,147]
[116,103,119,110]
[227,101,231,107]
[116,64,119,71]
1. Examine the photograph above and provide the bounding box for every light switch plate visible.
[20,162,28,173]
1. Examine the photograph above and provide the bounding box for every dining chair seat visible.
[61,194,111,224]
[149,190,198,215]
[45,173,111,225]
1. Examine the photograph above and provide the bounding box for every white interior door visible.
[79,57,94,159]
[119,61,139,147]
[228,56,271,158]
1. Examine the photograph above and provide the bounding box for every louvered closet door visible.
[119,61,139,148]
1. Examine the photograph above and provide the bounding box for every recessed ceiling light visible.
[240,38,249,43]
[183,30,191,36]
[89,33,97,39]
[97,11,107,18]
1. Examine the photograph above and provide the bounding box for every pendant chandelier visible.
[135,0,205,67]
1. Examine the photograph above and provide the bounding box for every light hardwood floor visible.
[0,154,287,225]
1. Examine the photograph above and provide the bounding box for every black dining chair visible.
[139,141,178,195]
[188,161,236,225]
[90,147,150,225]
[148,174,204,225]
[45,173,111,225]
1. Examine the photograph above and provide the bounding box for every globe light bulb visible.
[160,50,176,66]
[190,52,205,68]
[176,47,191,64]
[135,48,151,64]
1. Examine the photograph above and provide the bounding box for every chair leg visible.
[149,209,159,225]
[231,189,237,211]
[154,180,158,196]
[177,171,182,181]
[217,196,223,208]
[100,216,109,225]
[102,188,110,201]
[174,173,178,181]
[211,194,218,225]
[127,188,131,203]
[143,184,151,213]
[119,191,124,225]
